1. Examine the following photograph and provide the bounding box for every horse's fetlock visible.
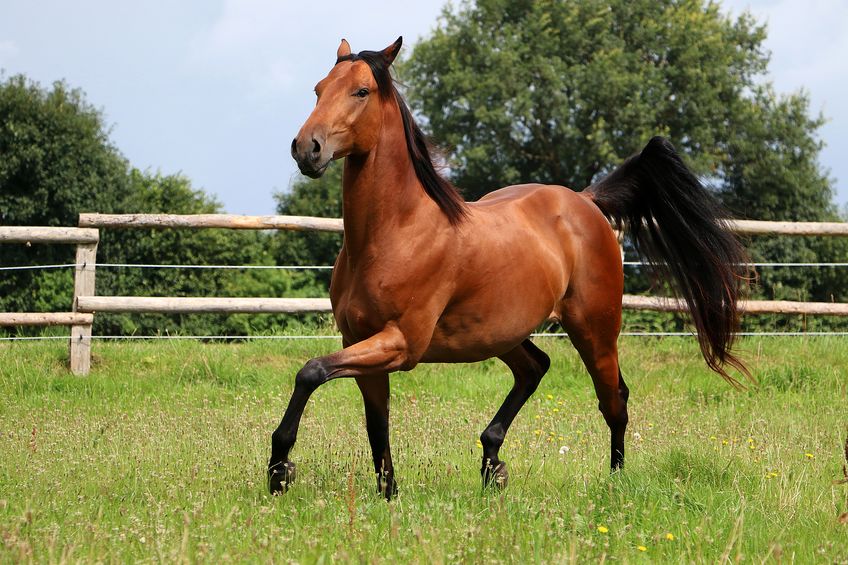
[272,428,296,451]
[481,424,505,449]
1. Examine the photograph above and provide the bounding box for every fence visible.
[1,214,847,375]
[0,226,98,374]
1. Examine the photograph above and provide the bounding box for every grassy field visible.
[1,336,846,563]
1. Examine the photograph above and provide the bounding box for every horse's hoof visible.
[268,461,296,495]
[377,473,398,501]
[482,460,509,490]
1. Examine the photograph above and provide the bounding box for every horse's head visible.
[291,37,402,178]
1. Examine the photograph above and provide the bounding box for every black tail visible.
[586,137,750,384]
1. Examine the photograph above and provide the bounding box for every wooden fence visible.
[1,214,847,375]
[0,226,98,374]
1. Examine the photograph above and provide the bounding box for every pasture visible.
[1,336,846,562]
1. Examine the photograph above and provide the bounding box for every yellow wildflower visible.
[665,533,675,541]
[804,453,814,459]
[546,394,553,400]
[637,545,647,552]
[597,525,608,533]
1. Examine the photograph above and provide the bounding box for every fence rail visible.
[0,313,94,326]
[76,296,332,314]
[79,213,344,232]
[2,214,848,376]
[0,226,99,244]
[622,295,848,316]
[79,214,848,236]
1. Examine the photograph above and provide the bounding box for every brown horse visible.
[270,37,748,499]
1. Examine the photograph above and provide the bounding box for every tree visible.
[0,75,129,315]
[272,161,343,294]
[402,0,775,200]
[0,75,299,336]
[401,0,844,329]
[95,170,296,336]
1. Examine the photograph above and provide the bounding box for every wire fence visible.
[2,261,847,342]
[5,260,848,272]
[4,331,848,343]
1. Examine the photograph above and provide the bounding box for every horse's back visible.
[471,182,616,248]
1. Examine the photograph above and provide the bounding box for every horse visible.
[270,36,748,499]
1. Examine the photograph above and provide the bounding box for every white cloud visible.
[187,0,446,101]
[723,0,848,201]
[187,0,296,99]
[0,39,19,63]
[190,0,288,60]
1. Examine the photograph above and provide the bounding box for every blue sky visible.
[1,0,845,214]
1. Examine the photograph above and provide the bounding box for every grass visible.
[1,336,846,563]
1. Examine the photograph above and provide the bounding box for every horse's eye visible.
[354,88,369,98]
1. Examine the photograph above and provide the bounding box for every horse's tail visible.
[585,136,750,384]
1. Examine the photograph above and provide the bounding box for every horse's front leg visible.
[268,328,411,495]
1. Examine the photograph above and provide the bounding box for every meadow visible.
[1,336,846,563]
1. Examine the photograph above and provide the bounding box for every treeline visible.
[0,76,331,336]
[3,0,847,336]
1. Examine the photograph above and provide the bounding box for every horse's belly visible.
[422,291,557,363]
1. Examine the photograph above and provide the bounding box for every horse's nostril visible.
[311,139,321,159]
[290,138,297,156]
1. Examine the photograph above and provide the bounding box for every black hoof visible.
[377,473,398,501]
[482,460,508,490]
[268,461,296,495]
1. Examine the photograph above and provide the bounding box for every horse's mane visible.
[337,50,468,225]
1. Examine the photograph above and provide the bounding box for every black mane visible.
[337,50,468,225]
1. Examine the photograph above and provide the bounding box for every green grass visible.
[1,337,846,563]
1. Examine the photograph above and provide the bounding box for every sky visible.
[0,0,845,214]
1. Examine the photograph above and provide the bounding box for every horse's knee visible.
[296,358,328,391]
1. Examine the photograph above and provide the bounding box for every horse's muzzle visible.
[292,136,330,178]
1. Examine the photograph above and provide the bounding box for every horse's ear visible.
[381,36,402,65]
[337,39,352,60]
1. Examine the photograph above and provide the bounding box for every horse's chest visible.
[331,274,403,342]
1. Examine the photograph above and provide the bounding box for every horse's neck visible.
[341,109,440,259]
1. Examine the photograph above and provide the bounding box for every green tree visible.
[401,0,844,329]
[0,75,129,314]
[0,75,300,336]
[402,0,772,199]
[95,170,297,336]
[272,161,343,294]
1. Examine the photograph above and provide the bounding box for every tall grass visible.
[1,337,846,562]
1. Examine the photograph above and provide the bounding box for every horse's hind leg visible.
[480,339,551,488]
[561,302,629,470]
[355,373,397,500]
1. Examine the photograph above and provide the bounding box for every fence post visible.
[70,241,98,375]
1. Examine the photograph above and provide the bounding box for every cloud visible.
[186,0,447,102]
[723,0,848,200]
[190,0,288,59]
[0,39,19,64]
[187,0,301,100]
